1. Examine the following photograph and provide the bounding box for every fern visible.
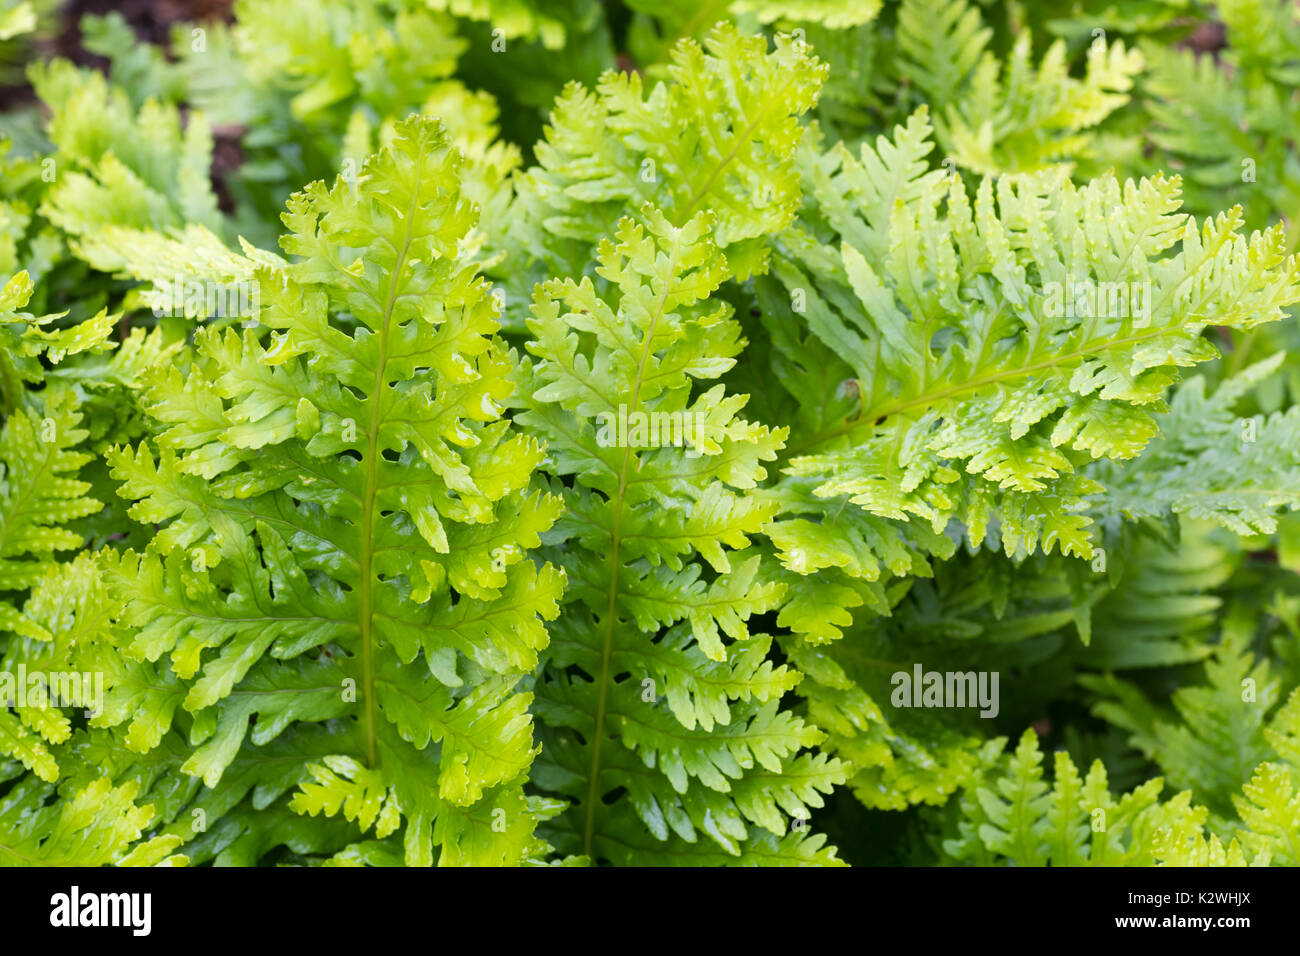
[939,703,1300,866]
[0,270,123,777]
[97,116,565,865]
[747,105,1300,821]
[767,106,1300,587]
[32,59,224,273]
[422,0,602,49]
[1132,0,1300,403]
[493,23,827,330]
[1084,611,1289,818]
[1,0,1299,873]
[172,0,520,243]
[0,775,184,866]
[1096,354,1300,534]
[894,0,1143,176]
[622,1,880,65]
[517,208,844,864]
[939,730,1173,866]
[1140,0,1300,238]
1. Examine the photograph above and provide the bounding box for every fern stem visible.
[1224,328,1257,378]
[583,239,681,860]
[357,160,423,770]
[0,347,17,419]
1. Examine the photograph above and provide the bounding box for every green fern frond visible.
[940,730,1174,866]
[766,107,1300,613]
[1084,615,1291,817]
[933,727,1291,867]
[1231,761,1300,865]
[0,550,120,781]
[1,374,103,626]
[79,12,187,109]
[0,268,136,779]
[174,0,517,243]
[621,1,878,67]
[423,0,602,49]
[100,115,564,866]
[0,775,185,866]
[518,207,845,864]
[896,0,1142,175]
[32,59,223,272]
[494,22,827,329]
[1095,355,1300,535]
[752,105,1300,821]
[950,726,1300,867]
[226,0,464,124]
[1139,0,1300,236]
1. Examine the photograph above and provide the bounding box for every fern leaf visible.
[768,107,1300,605]
[1097,355,1300,535]
[0,389,100,622]
[518,207,845,864]
[897,0,1141,175]
[32,59,223,271]
[494,23,826,329]
[0,775,184,866]
[1232,762,1300,865]
[102,116,564,865]
[941,729,1173,866]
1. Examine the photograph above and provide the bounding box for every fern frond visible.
[79,12,187,109]
[932,727,1285,866]
[1084,618,1290,817]
[422,0,601,49]
[174,0,517,244]
[897,0,1142,175]
[1,387,102,627]
[620,1,878,67]
[32,59,223,272]
[494,23,827,329]
[1231,761,1300,865]
[0,775,184,866]
[0,549,121,782]
[767,107,1300,617]
[1140,0,1300,234]
[518,207,845,864]
[102,116,564,865]
[940,730,1174,866]
[1095,355,1300,535]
